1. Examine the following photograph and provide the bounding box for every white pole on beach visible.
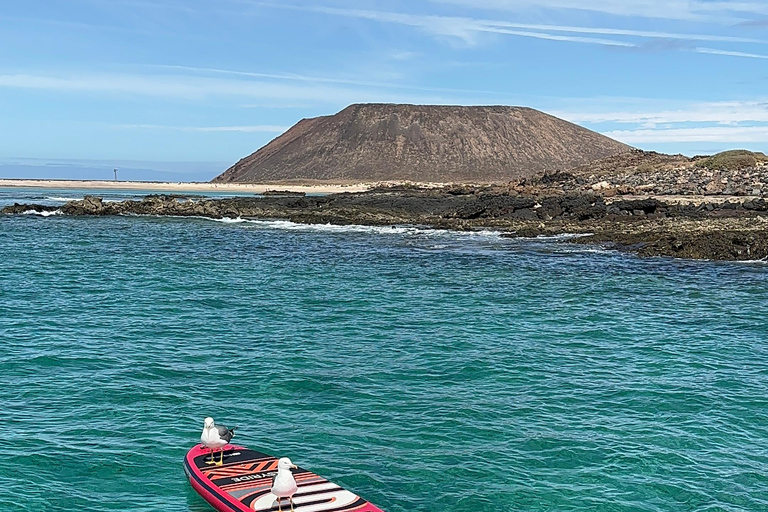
[114,168,118,181]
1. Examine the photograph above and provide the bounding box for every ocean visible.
[2,187,768,511]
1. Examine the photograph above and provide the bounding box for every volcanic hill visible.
[213,104,632,183]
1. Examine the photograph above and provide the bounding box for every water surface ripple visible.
[2,192,768,511]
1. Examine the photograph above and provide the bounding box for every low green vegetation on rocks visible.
[695,150,768,171]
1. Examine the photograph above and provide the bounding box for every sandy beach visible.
[0,179,372,194]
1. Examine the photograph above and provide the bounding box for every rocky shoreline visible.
[5,185,768,261]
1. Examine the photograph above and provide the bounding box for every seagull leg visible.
[277,497,283,512]
[290,497,295,512]
[217,449,225,466]
[205,449,217,465]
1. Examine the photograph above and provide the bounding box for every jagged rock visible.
[611,199,663,215]
[6,187,768,261]
[0,203,59,214]
[560,195,606,220]
[62,195,105,215]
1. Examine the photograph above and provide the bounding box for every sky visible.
[1,0,767,181]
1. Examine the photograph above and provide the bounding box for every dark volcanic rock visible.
[578,229,768,260]
[5,187,768,261]
[262,190,307,197]
[2,203,60,214]
[214,104,632,183]
[610,199,663,215]
[560,195,606,220]
[61,195,106,215]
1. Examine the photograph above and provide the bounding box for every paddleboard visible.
[184,444,384,512]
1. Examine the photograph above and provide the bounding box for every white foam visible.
[216,216,248,224]
[22,209,62,217]
[194,216,503,238]
[733,258,768,264]
[520,233,594,241]
[45,196,81,202]
[242,219,502,238]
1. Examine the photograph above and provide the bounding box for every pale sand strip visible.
[0,179,372,194]
[606,194,763,205]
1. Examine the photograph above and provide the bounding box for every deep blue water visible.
[1,187,768,511]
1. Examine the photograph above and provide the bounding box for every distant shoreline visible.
[0,179,372,194]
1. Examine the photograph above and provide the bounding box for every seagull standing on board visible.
[200,417,236,466]
[271,457,298,512]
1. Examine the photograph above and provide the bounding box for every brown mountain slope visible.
[213,104,633,183]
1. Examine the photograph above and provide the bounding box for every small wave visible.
[242,219,501,238]
[572,247,620,255]
[45,196,82,202]
[214,217,249,224]
[22,209,62,217]
[510,233,593,241]
[114,213,504,239]
[248,220,421,234]
[733,258,768,265]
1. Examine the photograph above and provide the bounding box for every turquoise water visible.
[2,187,768,511]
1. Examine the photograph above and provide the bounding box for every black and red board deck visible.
[184,445,384,512]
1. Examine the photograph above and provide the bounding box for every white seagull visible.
[271,457,298,512]
[200,417,236,466]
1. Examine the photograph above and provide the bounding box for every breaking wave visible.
[45,196,81,202]
[200,216,502,238]
[22,209,62,217]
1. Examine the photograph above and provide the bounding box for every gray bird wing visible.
[216,425,234,442]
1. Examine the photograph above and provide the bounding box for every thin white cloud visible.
[604,126,768,143]
[0,71,467,104]
[428,0,768,22]
[277,5,768,54]
[554,101,768,125]
[118,124,290,132]
[152,64,500,95]
[282,6,632,46]
[481,27,635,47]
[484,23,764,44]
[694,47,768,59]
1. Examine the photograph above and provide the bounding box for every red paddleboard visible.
[184,444,384,512]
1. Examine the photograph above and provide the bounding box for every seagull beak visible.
[290,464,297,469]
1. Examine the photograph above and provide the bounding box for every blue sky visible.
[1,0,768,181]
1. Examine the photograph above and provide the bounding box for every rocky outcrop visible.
[2,203,60,214]
[61,195,106,215]
[575,226,768,260]
[214,104,632,183]
[557,149,768,197]
[6,188,768,261]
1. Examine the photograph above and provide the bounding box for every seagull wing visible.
[216,424,236,442]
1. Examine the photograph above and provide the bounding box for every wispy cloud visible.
[117,124,290,132]
[151,64,500,95]
[428,0,768,22]
[554,100,768,125]
[271,5,628,46]
[273,4,768,55]
[604,125,768,143]
[0,71,475,104]
[694,47,768,59]
[0,13,155,34]
[739,18,768,27]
